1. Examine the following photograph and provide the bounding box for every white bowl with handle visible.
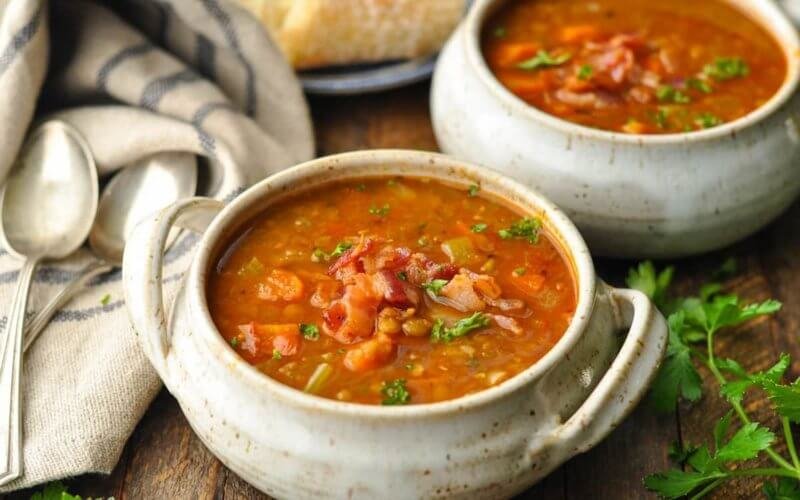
[122,150,667,499]
[431,0,800,258]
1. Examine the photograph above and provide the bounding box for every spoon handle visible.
[0,258,38,485]
[23,260,114,353]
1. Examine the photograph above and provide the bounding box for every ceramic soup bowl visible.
[123,150,667,499]
[431,0,800,258]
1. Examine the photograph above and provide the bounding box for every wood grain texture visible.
[13,82,800,499]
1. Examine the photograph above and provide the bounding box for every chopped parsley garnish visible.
[656,85,691,104]
[381,379,410,405]
[497,217,541,244]
[355,183,367,192]
[230,337,240,348]
[369,204,391,217]
[431,312,491,343]
[467,184,480,197]
[100,294,111,306]
[687,77,713,94]
[493,27,507,38]
[312,241,353,262]
[704,57,749,80]
[471,223,488,233]
[272,349,282,360]
[517,50,572,70]
[300,323,319,340]
[654,108,669,130]
[30,481,81,500]
[577,64,594,80]
[695,112,723,129]
[422,279,449,296]
[513,267,526,276]
[396,271,408,281]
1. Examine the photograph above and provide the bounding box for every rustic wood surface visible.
[17,82,800,499]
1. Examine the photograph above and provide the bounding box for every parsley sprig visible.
[498,217,541,244]
[517,50,571,70]
[631,260,800,498]
[381,379,410,405]
[431,312,490,343]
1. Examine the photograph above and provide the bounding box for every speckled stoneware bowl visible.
[123,150,667,499]
[431,0,800,258]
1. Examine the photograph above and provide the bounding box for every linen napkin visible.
[0,0,313,492]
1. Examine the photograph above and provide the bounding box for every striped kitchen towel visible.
[0,0,313,492]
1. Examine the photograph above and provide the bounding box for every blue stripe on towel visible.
[199,0,256,117]
[196,34,216,79]
[97,43,154,91]
[0,6,43,78]
[191,101,235,153]
[140,69,201,110]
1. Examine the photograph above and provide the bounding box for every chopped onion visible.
[304,363,333,394]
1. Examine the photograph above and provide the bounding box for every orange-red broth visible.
[208,178,576,405]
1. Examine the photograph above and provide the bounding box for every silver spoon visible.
[0,121,98,485]
[21,152,197,353]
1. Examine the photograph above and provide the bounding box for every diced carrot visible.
[343,333,396,372]
[621,120,648,134]
[499,73,549,98]
[492,42,540,67]
[559,25,601,43]
[564,75,594,92]
[510,272,546,295]
[257,269,304,301]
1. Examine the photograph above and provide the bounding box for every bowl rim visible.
[185,149,600,418]
[463,0,800,145]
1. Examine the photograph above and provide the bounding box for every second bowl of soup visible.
[432,0,800,258]
[123,150,667,498]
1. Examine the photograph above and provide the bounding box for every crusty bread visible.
[234,0,467,69]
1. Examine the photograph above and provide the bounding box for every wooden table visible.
[27,83,800,499]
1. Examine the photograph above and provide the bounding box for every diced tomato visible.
[257,269,304,302]
[343,333,396,372]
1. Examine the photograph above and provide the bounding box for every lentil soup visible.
[482,0,787,134]
[208,178,576,405]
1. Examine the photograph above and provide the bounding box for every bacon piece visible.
[373,270,419,307]
[489,314,524,335]
[328,236,376,276]
[404,253,458,286]
[236,323,300,362]
[554,89,619,110]
[322,273,383,344]
[362,246,412,274]
[310,280,342,309]
[439,274,486,312]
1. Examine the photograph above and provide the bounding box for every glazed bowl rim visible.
[463,0,800,145]
[185,149,599,418]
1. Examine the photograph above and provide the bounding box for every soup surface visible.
[208,178,576,405]
[482,0,787,134]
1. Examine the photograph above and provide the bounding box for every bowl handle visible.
[122,197,223,380]
[539,286,668,463]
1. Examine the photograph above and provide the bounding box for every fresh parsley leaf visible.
[300,323,319,340]
[626,261,674,311]
[759,379,800,423]
[657,85,691,104]
[649,311,703,412]
[330,241,353,258]
[230,336,240,348]
[369,204,391,217]
[715,422,775,463]
[704,57,749,80]
[313,241,353,262]
[471,223,488,233]
[644,469,717,499]
[422,279,449,296]
[764,478,800,500]
[100,293,111,306]
[431,312,491,343]
[712,257,738,280]
[30,481,81,500]
[381,378,410,405]
[695,112,722,129]
[517,50,571,70]
[577,64,593,80]
[497,217,541,244]
[668,441,699,465]
[687,77,713,93]
[467,184,480,197]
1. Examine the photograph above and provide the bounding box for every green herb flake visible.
[100,294,111,306]
[687,77,713,94]
[330,241,353,258]
[704,57,749,80]
[369,204,391,217]
[355,183,367,192]
[230,337,240,348]
[397,271,408,281]
[656,85,691,104]
[695,112,723,129]
[513,267,526,276]
[654,108,669,130]
[493,26,507,38]
[312,241,353,262]
[30,481,82,500]
[422,279,449,296]
[471,223,488,233]
[300,323,320,341]
[431,312,491,343]
[237,256,265,276]
[577,64,594,80]
[381,378,410,405]
[517,50,572,70]
[467,184,480,197]
[497,217,541,244]
[272,349,282,360]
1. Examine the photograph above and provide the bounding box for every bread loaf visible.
[234,0,466,69]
